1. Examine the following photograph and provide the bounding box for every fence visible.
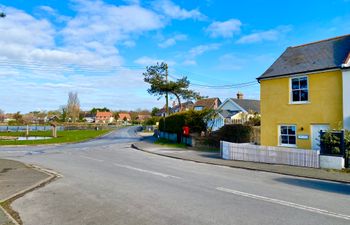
[221,141,320,168]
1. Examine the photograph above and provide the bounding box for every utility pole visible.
[165,63,169,116]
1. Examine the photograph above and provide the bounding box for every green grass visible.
[154,138,187,148]
[0,129,111,145]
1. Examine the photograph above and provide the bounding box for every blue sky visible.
[1,0,350,113]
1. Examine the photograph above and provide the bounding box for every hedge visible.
[158,110,209,134]
[215,124,252,143]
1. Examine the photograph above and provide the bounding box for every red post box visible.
[183,126,190,136]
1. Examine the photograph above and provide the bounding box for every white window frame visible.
[289,75,309,104]
[278,124,297,147]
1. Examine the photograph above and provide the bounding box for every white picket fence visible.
[221,141,320,168]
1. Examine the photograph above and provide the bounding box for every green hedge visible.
[158,110,209,134]
[215,124,252,143]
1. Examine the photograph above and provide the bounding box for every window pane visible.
[281,135,288,144]
[289,136,296,145]
[300,90,308,101]
[288,126,296,135]
[292,91,300,102]
[300,77,307,89]
[281,126,288,134]
[291,78,299,90]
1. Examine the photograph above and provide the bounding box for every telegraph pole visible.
[165,63,169,116]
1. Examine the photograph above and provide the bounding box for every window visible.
[279,125,296,146]
[194,106,204,111]
[291,76,308,103]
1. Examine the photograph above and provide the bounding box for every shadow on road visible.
[274,177,350,195]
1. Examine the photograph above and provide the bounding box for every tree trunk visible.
[172,93,182,112]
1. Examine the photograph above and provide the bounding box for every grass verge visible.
[154,138,187,148]
[0,129,111,145]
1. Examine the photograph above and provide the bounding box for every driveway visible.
[0,126,349,225]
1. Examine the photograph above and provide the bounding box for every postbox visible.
[183,126,190,136]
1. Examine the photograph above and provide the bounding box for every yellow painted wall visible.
[260,70,343,149]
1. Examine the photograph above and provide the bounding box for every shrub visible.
[158,110,210,134]
[215,124,252,143]
[142,117,160,126]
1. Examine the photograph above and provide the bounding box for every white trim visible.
[278,124,297,147]
[217,98,248,113]
[289,75,309,104]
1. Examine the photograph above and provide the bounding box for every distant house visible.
[95,111,114,124]
[193,98,221,111]
[83,114,95,123]
[257,34,350,149]
[137,114,151,122]
[171,101,194,113]
[210,92,260,131]
[118,113,131,123]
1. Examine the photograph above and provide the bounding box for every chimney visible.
[237,92,244,99]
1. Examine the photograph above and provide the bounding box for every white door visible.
[311,124,330,150]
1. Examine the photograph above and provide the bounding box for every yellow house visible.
[258,34,350,150]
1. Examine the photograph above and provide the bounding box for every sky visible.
[0,0,350,113]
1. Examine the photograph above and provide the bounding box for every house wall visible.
[260,70,343,149]
[343,69,350,130]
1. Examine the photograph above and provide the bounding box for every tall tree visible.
[67,92,80,122]
[143,62,201,114]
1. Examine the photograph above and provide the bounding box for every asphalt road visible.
[0,126,349,225]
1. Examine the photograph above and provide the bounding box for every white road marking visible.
[216,187,350,221]
[114,163,182,179]
[79,155,104,162]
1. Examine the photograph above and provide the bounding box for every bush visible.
[215,124,252,143]
[142,116,160,126]
[158,110,210,134]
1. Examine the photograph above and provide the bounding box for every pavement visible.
[0,159,52,225]
[0,126,349,225]
[132,136,350,184]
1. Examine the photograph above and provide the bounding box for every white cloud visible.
[158,34,187,48]
[153,0,205,20]
[134,56,175,66]
[206,19,242,38]
[183,59,197,66]
[217,54,245,70]
[188,43,221,58]
[237,25,292,44]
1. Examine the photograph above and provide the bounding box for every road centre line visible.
[79,155,104,162]
[216,187,350,221]
[113,163,182,179]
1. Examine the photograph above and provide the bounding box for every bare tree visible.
[0,109,4,122]
[67,92,80,122]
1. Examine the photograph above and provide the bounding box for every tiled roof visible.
[258,34,350,80]
[230,98,260,113]
[96,111,113,117]
[193,98,221,110]
[118,113,131,120]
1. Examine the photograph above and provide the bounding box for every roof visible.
[118,113,131,120]
[96,111,113,117]
[258,34,350,80]
[193,98,221,110]
[230,98,260,113]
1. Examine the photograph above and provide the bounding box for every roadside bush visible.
[142,116,160,126]
[158,110,210,134]
[215,124,252,143]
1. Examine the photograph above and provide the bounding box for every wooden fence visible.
[221,141,320,168]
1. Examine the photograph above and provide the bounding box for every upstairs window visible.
[291,76,308,103]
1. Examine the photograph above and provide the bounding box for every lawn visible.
[0,129,111,145]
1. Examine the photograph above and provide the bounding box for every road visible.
[0,126,349,225]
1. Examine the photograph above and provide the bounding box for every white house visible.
[209,92,260,131]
